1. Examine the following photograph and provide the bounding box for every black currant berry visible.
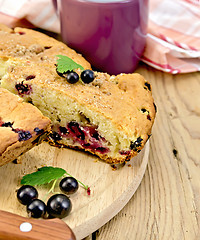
[47,194,72,219]
[81,70,95,84]
[27,199,46,218]
[17,185,38,205]
[59,177,79,195]
[34,127,44,135]
[15,82,32,96]
[17,130,32,142]
[66,71,79,84]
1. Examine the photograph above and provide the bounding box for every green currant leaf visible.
[56,55,84,73]
[21,166,66,186]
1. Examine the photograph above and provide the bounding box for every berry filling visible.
[147,114,151,121]
[51,122,143,156]
[67,121,85,140]
[49,131,62,141]
[130,137,143,151]
[0,119,3,127]
[0,119,33,141]
[52,121,109,155]
[141,108,151,121]
[44,46,52,49]
[17,32,26,35]
[1,122,13,127]
[0,120,13,128]
[15,82,32,96]
[144,82,151,91]
[26,75,36,81]
[34,127,44,135]
[13,128,32,141]
[67,122,109,154]
[119,150,131,155]
[17,130,32,142]
[141,108,147,113]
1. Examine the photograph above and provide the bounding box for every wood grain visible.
[0,134,149,239]
[84,64,200,240]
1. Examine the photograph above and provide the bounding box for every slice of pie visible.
[0,87,51,166]
[0,56,156,164]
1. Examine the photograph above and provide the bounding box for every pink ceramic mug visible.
[53,0,148,75]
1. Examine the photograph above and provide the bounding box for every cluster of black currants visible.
[57,69,95,84]
[17,177,78,219]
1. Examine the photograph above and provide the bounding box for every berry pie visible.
[0,56,156,164]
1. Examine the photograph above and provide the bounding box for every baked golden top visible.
[1,57,156,143]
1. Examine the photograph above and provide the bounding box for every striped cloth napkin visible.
[143,0,200,74]
[0,0,199,74]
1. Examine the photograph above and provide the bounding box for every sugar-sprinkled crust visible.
[0,88,51,166]
[0,56,156,164]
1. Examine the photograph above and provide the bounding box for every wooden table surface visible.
[84,63,200,240]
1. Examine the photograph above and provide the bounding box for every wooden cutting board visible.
[0,141,149,240]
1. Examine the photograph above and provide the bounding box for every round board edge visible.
[73,141,150,240]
